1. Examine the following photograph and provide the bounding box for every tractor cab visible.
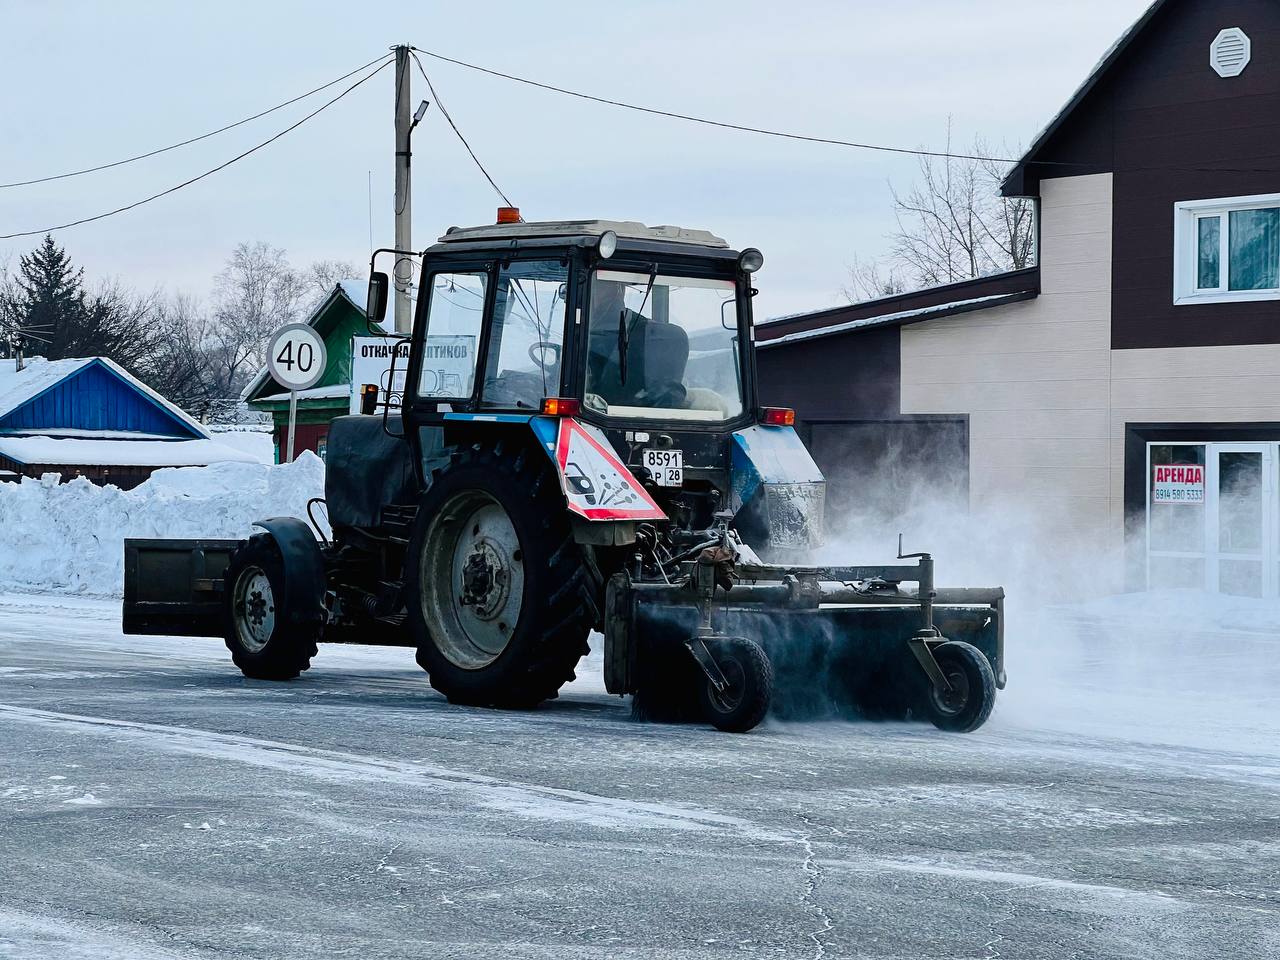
[376,217,762,430]
[365,216,818,548]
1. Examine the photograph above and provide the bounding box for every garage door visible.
[803,418,969,522]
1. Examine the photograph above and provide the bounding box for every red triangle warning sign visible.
[554,418,666,522]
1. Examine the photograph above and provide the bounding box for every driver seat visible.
[588,312,690,407]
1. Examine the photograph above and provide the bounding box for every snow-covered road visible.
[1,592,1277,959]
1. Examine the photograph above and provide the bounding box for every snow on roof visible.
[251,382,352,403]
[0,356,209,439]
[0,436,257,467]
[337,279,368,313]
[757,294,1026,349]
[241,280,374,403]
[0,357,93,420]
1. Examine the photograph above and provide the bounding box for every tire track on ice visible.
[0,702,755,834]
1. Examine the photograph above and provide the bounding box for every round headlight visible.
[737,247,764,273]
[597,230,618,259]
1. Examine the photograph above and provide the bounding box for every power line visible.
[0,59,393,241]
[0,52,394,191]
[409,45,1037,166]
[409,46,1280,177]
[409,50,515,207]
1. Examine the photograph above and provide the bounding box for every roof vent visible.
[1211,27,1251,78]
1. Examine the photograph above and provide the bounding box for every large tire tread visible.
[409,441,599,709]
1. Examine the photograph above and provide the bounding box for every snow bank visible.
[0,454,324,598]
[203,428,275,464]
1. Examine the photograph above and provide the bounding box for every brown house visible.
[758,0,1280,596]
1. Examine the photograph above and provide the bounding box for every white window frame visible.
[1173,193,1280,304]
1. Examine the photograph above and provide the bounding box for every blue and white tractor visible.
[123,218,1005,733]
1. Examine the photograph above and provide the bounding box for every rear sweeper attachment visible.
[123,217,1006,733]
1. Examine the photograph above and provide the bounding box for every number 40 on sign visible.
[266,323,328,462]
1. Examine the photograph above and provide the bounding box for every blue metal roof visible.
[0,359,202,438]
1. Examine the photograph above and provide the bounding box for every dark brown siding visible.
[1023,0,1280,349]
[1113,0,1280,348]
[756,325,900,421]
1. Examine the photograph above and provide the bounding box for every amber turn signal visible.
[542,397,581,417]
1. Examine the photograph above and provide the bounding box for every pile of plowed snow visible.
[0,454,324,597]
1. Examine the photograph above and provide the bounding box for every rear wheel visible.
[408,441,597,708]
[696,637,773,733]
[223,535,319,680]
[919,640,996,732]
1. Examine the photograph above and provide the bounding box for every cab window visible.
[418,271,486,399]
[480,259,569,411]
[584,270,744,422]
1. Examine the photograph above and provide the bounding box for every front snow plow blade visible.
[122,538,240,637]
[607,551,1005,729]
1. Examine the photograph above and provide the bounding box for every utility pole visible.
[393,44,412,334]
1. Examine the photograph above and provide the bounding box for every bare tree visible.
[306,258,362,297]
[145,293,221,415]
[841,256,910,303]
[210,242,309,397]
[844,125,1034,303]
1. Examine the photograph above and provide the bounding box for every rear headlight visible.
[542,397,581,417]
[761,407,795,426]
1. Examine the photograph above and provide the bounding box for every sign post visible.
[266,324,327,462]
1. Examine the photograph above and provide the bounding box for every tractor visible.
[123,216,1005,733]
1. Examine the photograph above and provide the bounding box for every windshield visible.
[584,269,744,422]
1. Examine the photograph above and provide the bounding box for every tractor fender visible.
[436,414,660,542]
[252,517,326,626]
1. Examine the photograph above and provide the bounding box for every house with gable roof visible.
[241,280,382,462]
[0,356,255,488]
[758,0,1280,595]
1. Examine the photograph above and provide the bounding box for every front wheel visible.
[920,640,996,732]
[223,534,320,680]
[697,637,773,733]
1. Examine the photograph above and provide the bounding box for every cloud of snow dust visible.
[0,454,326,598]
[795,436,1280,756]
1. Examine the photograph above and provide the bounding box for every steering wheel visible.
[528,341,562,370]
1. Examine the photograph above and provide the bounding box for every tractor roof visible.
[438,219,728,249]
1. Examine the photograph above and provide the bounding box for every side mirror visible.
[366,272,390,327]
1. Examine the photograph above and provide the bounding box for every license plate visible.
[642,448,683,487]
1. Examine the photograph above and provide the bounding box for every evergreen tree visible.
[6,234,88,358]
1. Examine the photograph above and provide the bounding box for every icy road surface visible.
[1,592,1277,959]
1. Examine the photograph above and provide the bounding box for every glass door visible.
[1206,444,1274,597]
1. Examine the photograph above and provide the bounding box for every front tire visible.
[407,441,598,708]
[919,640,996,732]
[223,534,319,680]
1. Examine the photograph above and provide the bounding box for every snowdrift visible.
[0,454,324,597]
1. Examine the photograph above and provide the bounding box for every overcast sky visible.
[2,0,1152,321]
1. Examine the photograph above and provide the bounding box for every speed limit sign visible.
[267,323,327,391]
[267,324,327,463]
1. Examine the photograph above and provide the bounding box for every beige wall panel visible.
[972,464,1110,499]
[976,409,1111,440]
[1112,343,1280,380]
[907,350,1111,386]
[904,378,1110,414]
[906,320,1110,358]
[971,436,1110,467]
[1110,377,1280,409]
